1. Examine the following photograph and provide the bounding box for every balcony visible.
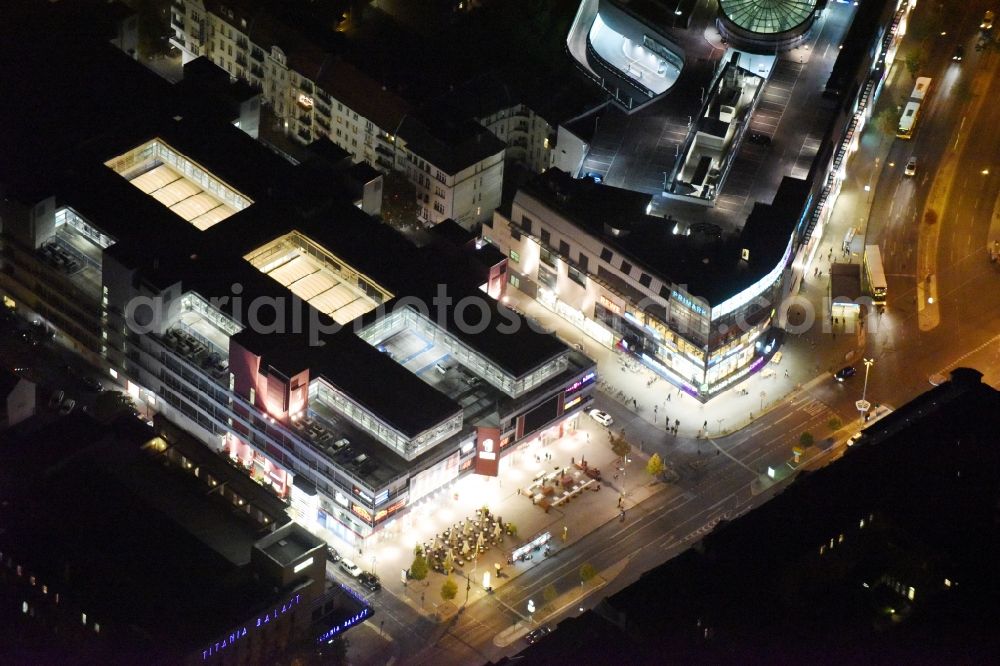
[298,114,312,127]
[250,48,264,63]
[171,16,185,30]
[296,127,313,144]
[375,156,394,171]
[250,64,264,79]
[235,54,248,68]
[375,144,394,159]
[236,37,248,50]
[316,117,331,132]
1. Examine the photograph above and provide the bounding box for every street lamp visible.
[759,390,767,411]
[855,358,874,423]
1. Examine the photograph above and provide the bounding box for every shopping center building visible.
[509,0,914,399]
[0,24,595,550]
[485,168,803,399]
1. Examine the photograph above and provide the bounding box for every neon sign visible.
[564,395,582,410]
[564,371,596,395]
[202,593,302,660]
[316,607,373,643]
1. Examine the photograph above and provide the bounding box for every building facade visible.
[168,0,506,229]
[485,169,801,399]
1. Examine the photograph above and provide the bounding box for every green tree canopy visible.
[440,577,458,602]
[579,562,597,583]
[610,432,632,459]
[799,431,815,448]
[409,552,428,581]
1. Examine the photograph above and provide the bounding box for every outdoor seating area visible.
[525,462,600,512]
[421,507,512,573]
[163,328,229,380]
[291,413,337,449]
[38,240,82,274]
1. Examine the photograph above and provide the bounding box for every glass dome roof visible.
[719,0,817,35]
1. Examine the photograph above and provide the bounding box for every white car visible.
[847,432,864,447]
[339,559,362,578]
[904,157,917,177]
[982,9,994,30]
[588,409,614,427]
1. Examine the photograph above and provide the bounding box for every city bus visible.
[896,102,920,139]
[864,245,887,305]
[897,77,932,139]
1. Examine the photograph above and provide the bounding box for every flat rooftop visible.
[516,168,803,306]
[255,523,323,568]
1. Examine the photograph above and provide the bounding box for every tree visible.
[379,171,419,232]
[827,417,842,431]
[95,390,136,422]
[443,551,455,576]
[440,577,458,602]
[610,432,632,460]
[543,583,558,609]
[409,551,428,581]
[132,0,172,59]
[905,53,923,80]
[799,431,815,448]
[646,453,665,477]
[874,105,899,138]
[579,562,597,584]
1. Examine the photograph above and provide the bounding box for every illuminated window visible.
[109,368,118,379]
[82,612,87,625]
[22,601,28,614]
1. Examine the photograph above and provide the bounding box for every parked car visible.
[847,432,865,447]
[904,156,917,176]
[525,626,552,644]
[434,361,453,375]
[58,399,76,415]
[833,366,857,382]
[326,546,341,563]
[339,559,362,578]
[952,44,965,61]
[49,390,65,409]
[358,572,382,591]
[585,172,603,183]
[588,409,614,427]
[81,376,103,392]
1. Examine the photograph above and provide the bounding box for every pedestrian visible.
[667,393,672,402]
[633,398,638,409]
[784,369,789,378]
[703,420,708,429]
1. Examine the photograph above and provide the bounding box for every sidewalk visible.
[366,423,667,618]
[492,556,630,648]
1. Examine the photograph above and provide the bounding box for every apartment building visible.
[168,0,505,229]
